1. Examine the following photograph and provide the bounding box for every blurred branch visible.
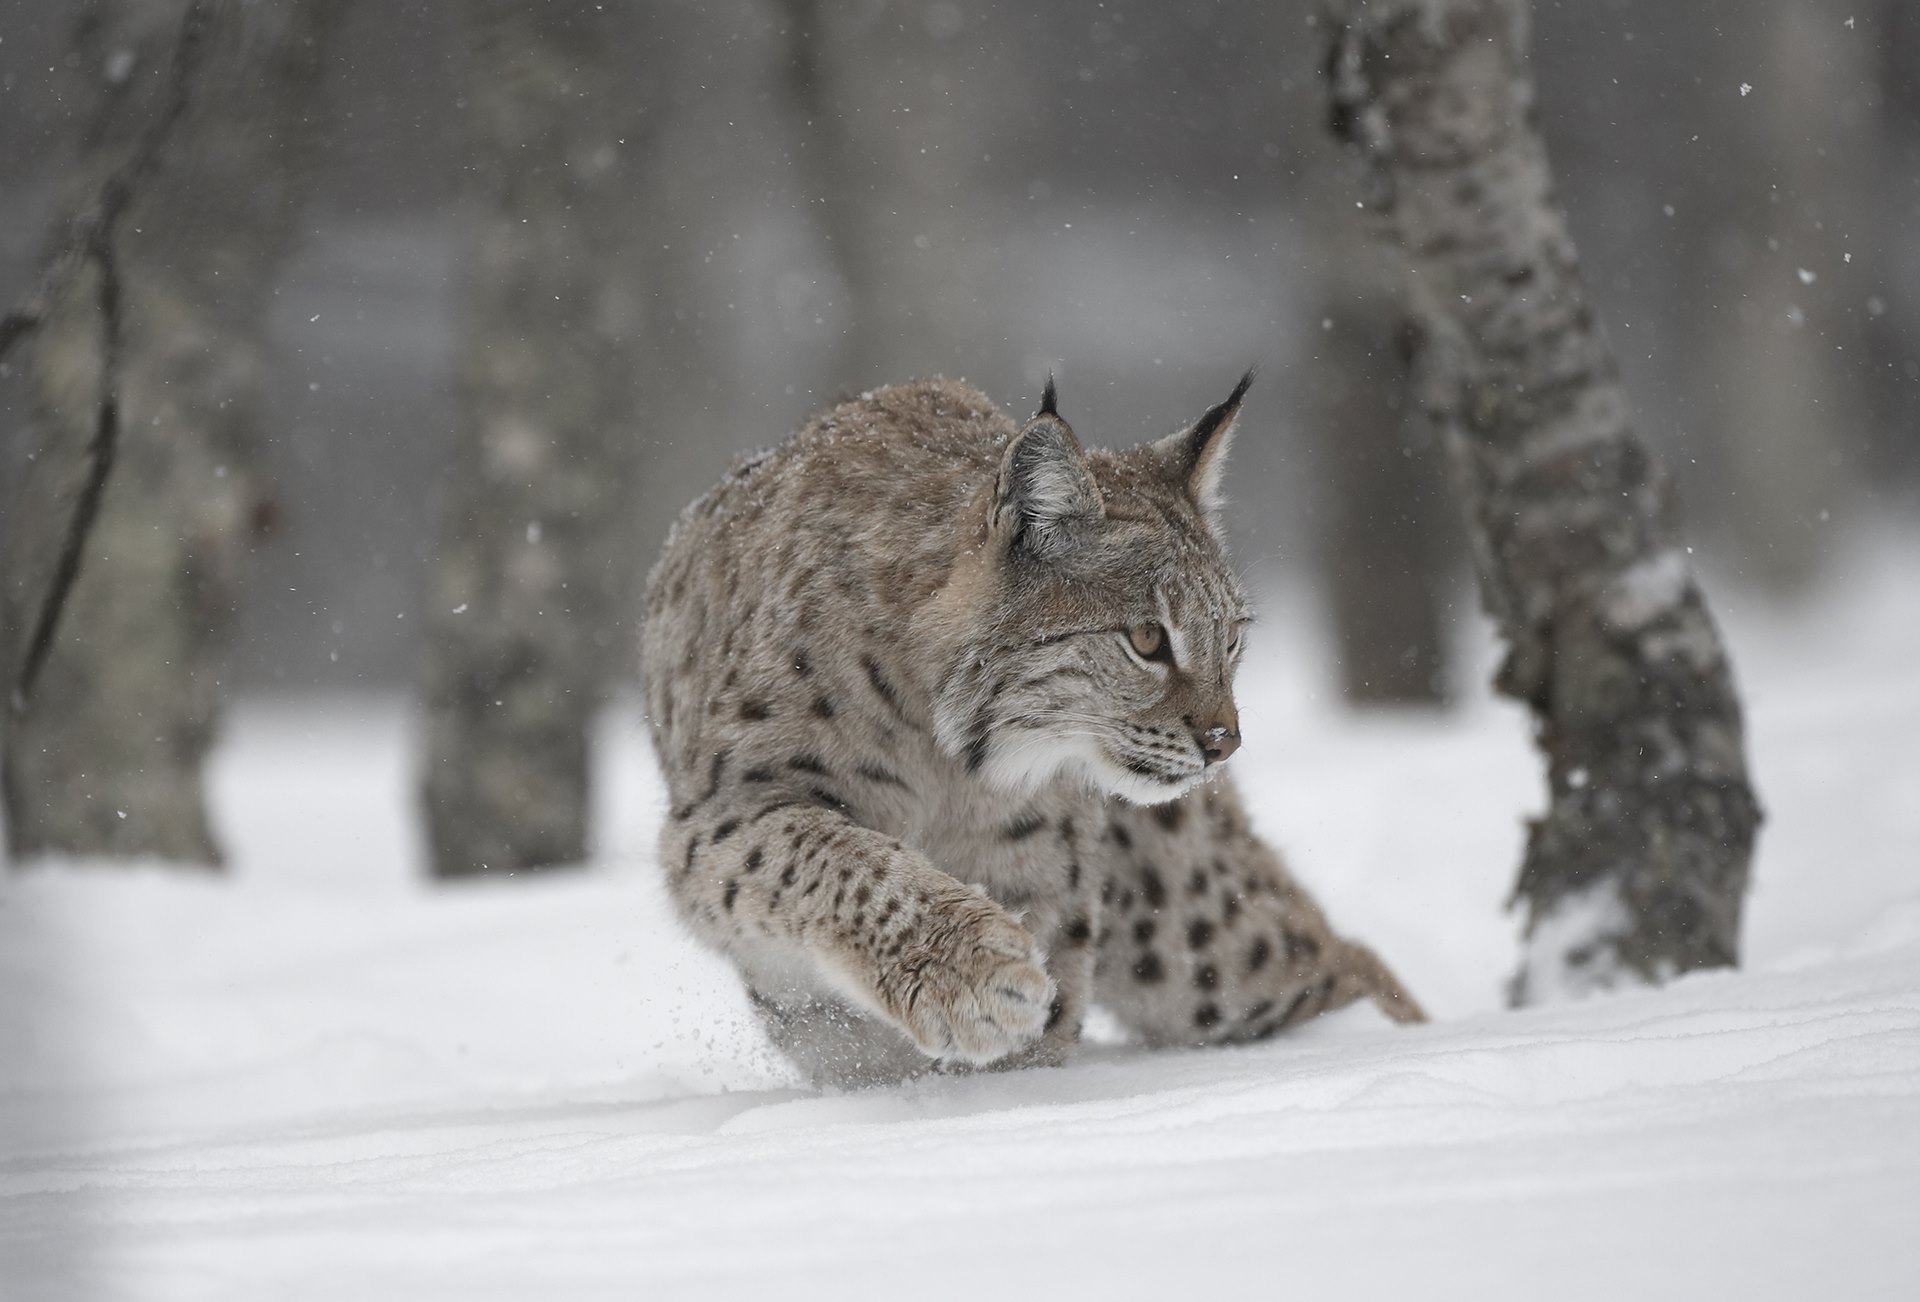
[4,0,217,714]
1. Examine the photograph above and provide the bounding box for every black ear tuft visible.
[1038,373,1059,419]
[1189,368,1254,452]
[1155,369,1254,515]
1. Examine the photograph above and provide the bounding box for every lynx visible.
[641,375,1422,1087]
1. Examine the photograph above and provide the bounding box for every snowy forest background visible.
[1,1,1917,1299]
[3,0,1915,697]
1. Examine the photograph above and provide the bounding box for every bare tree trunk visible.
[779,0,888,393]
[1304,233,1455,706]
[2,0,339,865]
[1324,0,1763,1002]
[1253,20,1457,707]
[774,0,994,392]
[418,1,652,880]
[1686,0,1873,591]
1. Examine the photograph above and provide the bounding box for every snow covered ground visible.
[3,534,1917,1300]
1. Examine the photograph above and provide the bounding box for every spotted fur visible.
[641,376,1422,1087]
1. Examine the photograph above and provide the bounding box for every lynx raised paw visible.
[883,893,1054,1065]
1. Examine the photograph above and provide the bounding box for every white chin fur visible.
[1092,759,1206,806]
[977,730,1206,805]
[978,731,1097,797]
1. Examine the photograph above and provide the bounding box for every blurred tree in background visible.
[0,0,1912,922]
[2,0,342,865]
[417,1,655,878]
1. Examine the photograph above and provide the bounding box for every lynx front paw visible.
[885,894,1054,1065]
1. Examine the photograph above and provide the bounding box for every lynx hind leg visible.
[1092,782,1425,1048]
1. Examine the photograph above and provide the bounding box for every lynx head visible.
[933,373,1255,804]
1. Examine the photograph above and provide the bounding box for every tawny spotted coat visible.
[642,376,1421,1086]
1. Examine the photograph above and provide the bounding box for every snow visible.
[1512,876,1637,1002]
[1599,547,1688,628]
[4,533,1919,1300]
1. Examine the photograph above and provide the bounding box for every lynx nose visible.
[1200,726,1240,765]
[1197,711,1240,766]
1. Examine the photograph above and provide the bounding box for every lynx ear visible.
[1156,369,1253,515]
[993,388,1102,558]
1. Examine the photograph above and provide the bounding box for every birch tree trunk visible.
[418,2,652,879]
[2,0,338,865]
[1323,0,1763,1002]
[775,0,993,392]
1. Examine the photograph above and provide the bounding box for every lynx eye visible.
[1127,622,1171,662]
